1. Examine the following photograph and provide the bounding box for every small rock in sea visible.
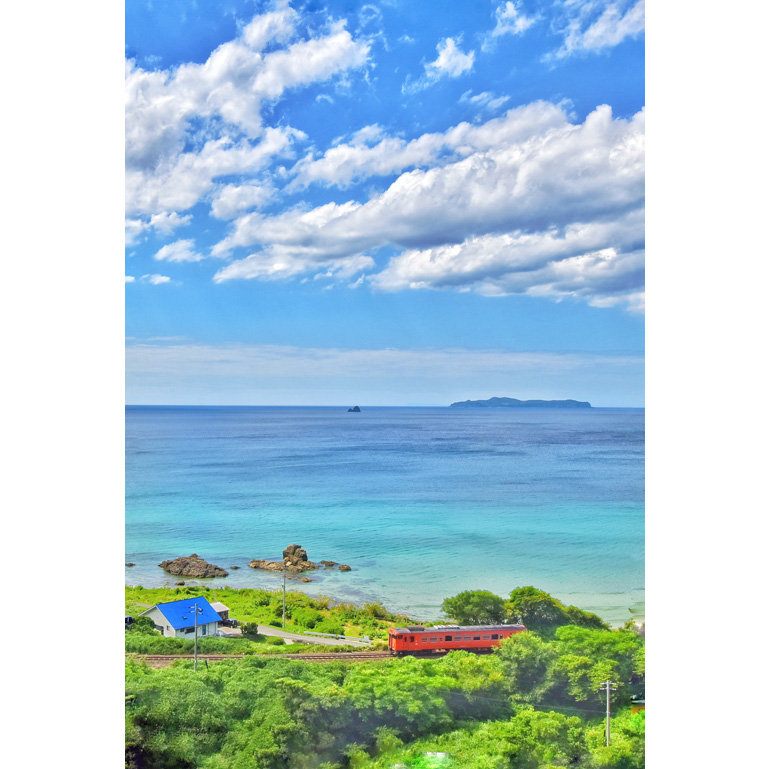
[300,577,312,582]
[229,565,240,570]
[125,562,135,567]
[175,581,185,586]
[339,564,352,572]
[250,543,319,573]
[158,554,228,578]
[320,560,338,567]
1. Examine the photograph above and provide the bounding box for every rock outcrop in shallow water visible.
[158,554,229,578]
[249,544,351,574]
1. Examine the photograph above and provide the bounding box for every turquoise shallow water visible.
[125,406,644,625]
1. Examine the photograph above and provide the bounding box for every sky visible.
[125,0,645,406]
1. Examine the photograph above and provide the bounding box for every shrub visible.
[291,608,324,628]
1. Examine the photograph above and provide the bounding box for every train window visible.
[473,635,480,640]
[482,634,490,640]
[410,636,414,642]
[464,635,472,640]
[491,633,499,640]
[430,636,437,643]
[445,635,452,641]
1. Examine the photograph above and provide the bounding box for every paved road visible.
[256,625,372,648]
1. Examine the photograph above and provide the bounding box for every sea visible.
[126,406,644,626]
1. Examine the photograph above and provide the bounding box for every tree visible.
[505,586,608,636]
[440,590,507,625]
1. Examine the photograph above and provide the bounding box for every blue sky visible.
[125,0,645,406]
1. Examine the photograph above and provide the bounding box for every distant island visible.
[347,406,361,412]
[450,397,591,409]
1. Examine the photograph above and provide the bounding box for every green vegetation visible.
[126,585,413,642]
[440,590,507,625]
[441,587,609,638]
[125,585,644,768]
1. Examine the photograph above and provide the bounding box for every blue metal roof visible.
[152,596,222,630]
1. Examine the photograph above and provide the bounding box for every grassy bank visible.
[126,584,414,641]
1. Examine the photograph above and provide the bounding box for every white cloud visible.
[403,37,475,94]
[125,8,370,220]
[210,182,275,220]
[371,211,645,309]
[125,275,136,283]
[141,274,172,285]
[154,239,204,263]
[483,2,538,51]
[552,0,645,59]
[215,103,645,308]
[125,218,147,246]
[149,211,192,235]
[125,126,302,217]
[290,100,567,189]
[460,90,511,111]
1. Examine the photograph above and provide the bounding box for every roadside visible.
[254,624,371,648]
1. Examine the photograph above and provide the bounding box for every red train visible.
[388,623,526,655]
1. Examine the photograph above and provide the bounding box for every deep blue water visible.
[126,406,644,625]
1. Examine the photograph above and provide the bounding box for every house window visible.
[202,624,207,636]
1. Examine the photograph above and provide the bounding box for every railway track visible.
[129,651,465,667]
[131,652,394,667]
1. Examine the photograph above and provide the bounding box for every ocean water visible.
[126,406,644,626]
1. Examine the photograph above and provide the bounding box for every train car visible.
[388,623,526,655]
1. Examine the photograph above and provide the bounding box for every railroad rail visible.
[131,652,393,667]
[128,651,468,667]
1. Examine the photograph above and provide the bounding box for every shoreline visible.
[125,578,644,629]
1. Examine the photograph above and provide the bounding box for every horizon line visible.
[125,403,645,409]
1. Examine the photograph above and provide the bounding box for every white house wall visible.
[141,606,176,637]
[139,607,219,639]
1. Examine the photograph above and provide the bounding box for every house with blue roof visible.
[138,596,223,638]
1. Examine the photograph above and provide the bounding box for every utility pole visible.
[189,602,203,672]
[599,680,617,746]
[282,569,287,629]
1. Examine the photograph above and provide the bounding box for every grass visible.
[125,584,416,641]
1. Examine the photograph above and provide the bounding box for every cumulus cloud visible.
[290,100,567,189]
[403,37,475,93]
[125,275,136,283]
[154,239,204,263]
[371,210,645,310]
[210,182,275,220]
[214,103,644,308]
[149,212,192,235]
[551,0,645,59]
[483,2,538,51]
[141,274,172,285]
[125,6,370,221]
